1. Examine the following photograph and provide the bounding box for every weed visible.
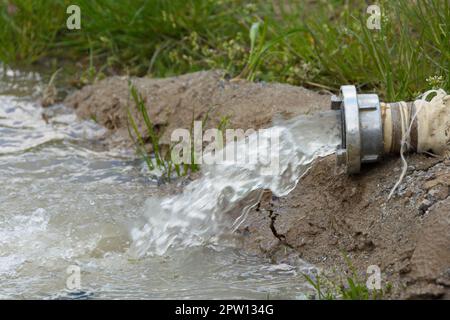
[126,81,201,181]
[78,43,106,86]
[303,254,391,300]
[41,67,61,107]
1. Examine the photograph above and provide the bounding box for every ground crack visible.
[268,208,293,248]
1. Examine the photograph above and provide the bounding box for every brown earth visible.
[64,70,450,299]
[64,70,328,150]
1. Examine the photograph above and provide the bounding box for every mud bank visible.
[65,71,450,299]
[65,70,328,149]
[237,155,450,299]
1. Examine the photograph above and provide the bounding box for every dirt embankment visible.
[65,70,450,299]
[237,155,450,299]
[65,70,328,149]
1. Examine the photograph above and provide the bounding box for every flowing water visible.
[0,66,340,299]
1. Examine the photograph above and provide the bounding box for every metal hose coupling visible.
[331,85,384,174]
[331,85,450,174]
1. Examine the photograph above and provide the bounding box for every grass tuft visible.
[303,254,392,300]
[126,81,201,181]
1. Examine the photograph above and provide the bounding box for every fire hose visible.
[331,85,450,197]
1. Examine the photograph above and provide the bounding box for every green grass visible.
[0,0,448,101]
[303,255,392,300]
[127,82,201,181]
[0,0,69,63]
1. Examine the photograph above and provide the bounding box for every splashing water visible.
[0,67,338,299]
[130,112,341,257]
[0,64,42,97]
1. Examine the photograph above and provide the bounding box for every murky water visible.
[0,67,339,299]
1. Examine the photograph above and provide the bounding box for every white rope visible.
[388,101,419,199]
[388,89,449,199]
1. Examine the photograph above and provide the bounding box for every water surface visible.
[0,67,325,299]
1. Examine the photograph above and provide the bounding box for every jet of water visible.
[129,111,341,257]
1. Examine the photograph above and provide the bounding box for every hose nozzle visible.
[332,85,450,174]
[331,85,384,174]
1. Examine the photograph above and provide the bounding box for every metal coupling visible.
[331,85,384,174]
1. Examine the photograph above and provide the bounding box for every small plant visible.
[235,21,303,82]
[234,21,267,81]
[41,67,61,107]
[78,44,106,86]
[426,75,445,90]
[126,82,200,181]
[303,254,391,300]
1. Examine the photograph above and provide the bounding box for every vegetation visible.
[127,82,202,181]
[0,0,448,101]
[303,255,392,300]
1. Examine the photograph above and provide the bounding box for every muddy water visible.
[0,67,338,299]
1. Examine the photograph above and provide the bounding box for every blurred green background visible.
[0,0,448,100]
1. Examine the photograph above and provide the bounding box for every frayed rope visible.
[388,89,449,200]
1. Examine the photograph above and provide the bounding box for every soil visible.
[65,70,328,150]
[64,70,450,299]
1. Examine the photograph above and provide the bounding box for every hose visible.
[381,89,450,199]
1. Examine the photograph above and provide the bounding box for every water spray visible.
[331,85,450,176]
